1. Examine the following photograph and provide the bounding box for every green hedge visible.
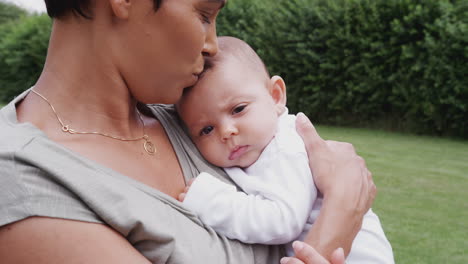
[0,0,466,137]
[0,2,27,25]
[0,14,51,103]
[218,0,467,137]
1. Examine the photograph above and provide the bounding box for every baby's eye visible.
[200,126,214,136]
[232,105,246,115]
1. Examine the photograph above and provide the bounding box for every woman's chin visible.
[141,88,185,105]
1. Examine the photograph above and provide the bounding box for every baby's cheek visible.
[198,142,224,167]
[240,151,261,168]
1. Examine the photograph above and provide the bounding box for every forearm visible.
[295,113,376,260]
[0,217,152,264]
[183,174,310,244]
[346,210,395,263]
[303,193,362,259]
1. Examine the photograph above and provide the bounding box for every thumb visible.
[292,241,329,264]
[330,248,345,264]
[296,112,325,149]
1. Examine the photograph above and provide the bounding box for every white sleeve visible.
[182,151,316,245]
[346,209,395,264]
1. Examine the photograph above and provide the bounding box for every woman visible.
[0,0,375,263]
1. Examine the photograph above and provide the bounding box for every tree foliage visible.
[0,2,27,25]
[218,0,467,137]
[0,14,51,102]
[0,0,466,137]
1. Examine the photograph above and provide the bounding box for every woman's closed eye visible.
[197,1,224,25]
[200,13,211,24]
[198,9,215,24]
[232,105,246,115]
[200,126,214,136]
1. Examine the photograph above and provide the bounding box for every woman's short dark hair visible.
[44,0,162,19]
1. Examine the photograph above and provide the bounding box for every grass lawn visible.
[316,125,468,264]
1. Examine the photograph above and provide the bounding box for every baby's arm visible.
[180,151,316,244]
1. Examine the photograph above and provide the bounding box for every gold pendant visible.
[143,135,156,155]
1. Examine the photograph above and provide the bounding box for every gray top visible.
[0,90,284,263]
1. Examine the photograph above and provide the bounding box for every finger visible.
[357,156,376,209]
[295,113,326,150]
[280,257,305,264]
[187,178,196,186]
[359,166,370,211]
[342,142,355,153]
[326,141,356,157]
[367,169,376,192]
[367,169,377,206]
[342,142,356,155]
[178,192,186,202]
[357,156,366,167]
[364,168,376,201]
[292,241,329,264]
[359,167,377,214]
[325,140,337,147]
[330,248,345,264]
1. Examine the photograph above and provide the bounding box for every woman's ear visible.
[269,75,287,115]
[109,0,132,19]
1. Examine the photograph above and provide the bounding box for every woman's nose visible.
[202,25,219,57]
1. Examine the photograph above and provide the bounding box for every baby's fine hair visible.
[203,36,270,79]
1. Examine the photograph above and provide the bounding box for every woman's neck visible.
[24,19,142,137]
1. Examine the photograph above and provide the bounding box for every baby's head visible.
[177,36,287,168]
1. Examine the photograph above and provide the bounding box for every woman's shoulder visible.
[0,90,49,153]
[0,100,41,150]
[0,127,103,228]
[0,99,102,227]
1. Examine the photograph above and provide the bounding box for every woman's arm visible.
[295,113,376,259]
[0,217,151,263]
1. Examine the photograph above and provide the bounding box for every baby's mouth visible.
[229,145,249,160]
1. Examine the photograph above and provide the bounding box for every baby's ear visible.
[269,75,287,115]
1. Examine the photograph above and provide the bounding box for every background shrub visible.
[0,14,51,102]
[0,0,466,137]
[0,2,27,25]
[0,2,28,45]
[218,0,467,138]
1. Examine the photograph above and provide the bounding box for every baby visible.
[176,36,394,262]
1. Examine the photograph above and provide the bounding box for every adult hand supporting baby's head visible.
[295,112,376,257]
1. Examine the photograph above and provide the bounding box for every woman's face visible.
[115,0,225,104]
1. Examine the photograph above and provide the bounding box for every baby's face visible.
[178,60,282,168]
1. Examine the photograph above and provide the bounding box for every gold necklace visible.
[30,89,156,155]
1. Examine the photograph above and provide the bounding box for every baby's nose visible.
[221,124,238,141]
